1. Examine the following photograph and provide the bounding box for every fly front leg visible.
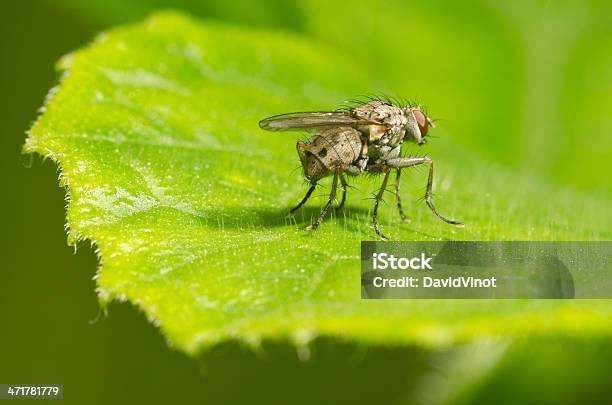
[394,168,409,223]
[373,169,391,240]
[307,170,340,232]
[386,157,464,227]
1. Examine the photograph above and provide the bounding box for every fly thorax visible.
[378,125,404,148]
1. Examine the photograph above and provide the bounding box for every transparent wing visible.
[259,111,381,132]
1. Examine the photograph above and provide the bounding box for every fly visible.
[259,98,464,239]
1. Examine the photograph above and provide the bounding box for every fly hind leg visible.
[336,165,361,211]
[386,157,464,227]
[337,174,348,210]
[289,183,316,216]
[307,170,340,232]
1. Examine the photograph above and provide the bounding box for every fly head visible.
[403,107,436,145]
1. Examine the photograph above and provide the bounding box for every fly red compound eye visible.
[412,109,429,136]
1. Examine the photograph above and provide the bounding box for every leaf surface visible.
[25,12,612,354]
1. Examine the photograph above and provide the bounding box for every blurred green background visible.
[1,0,611,404]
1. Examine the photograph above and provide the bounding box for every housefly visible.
[259,98,463,239]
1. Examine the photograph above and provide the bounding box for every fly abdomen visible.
[305,126,363,170]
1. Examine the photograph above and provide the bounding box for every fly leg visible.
[307,170,339,232]
[386,157,464,226]
[336,164,362,210]
[289,183,316,216]
[373,169,391,240]
[394,168,409,223]
[337,174,348,210]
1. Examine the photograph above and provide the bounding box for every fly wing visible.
[259,111,381,132]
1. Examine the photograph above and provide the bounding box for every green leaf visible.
[25,12,612,355]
